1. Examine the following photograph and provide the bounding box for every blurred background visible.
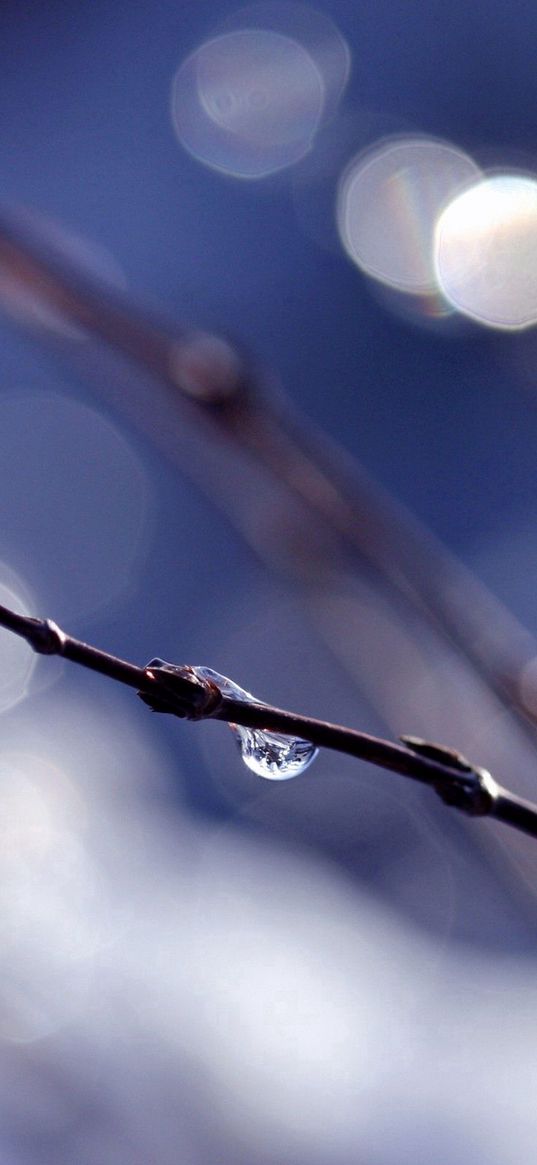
[2,1,537,1161]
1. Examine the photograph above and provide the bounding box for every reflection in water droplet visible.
[195,666,318,779]
[152,661,318,779]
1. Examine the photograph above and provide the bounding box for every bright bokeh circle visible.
[337,136,481,294]
[0,572,36,713]
[218,2,351,123]
[434,173,537,329]
[171,28,326,178]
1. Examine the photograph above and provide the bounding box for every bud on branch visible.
[1,601,537,841]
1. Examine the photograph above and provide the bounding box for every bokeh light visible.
[0,569,36,713]
[0,687,188,1048]
[434,173,537,329]
[337,136,481,294]
[0,750,96,1043]
[219,2,351,122]
[171,26,328,178]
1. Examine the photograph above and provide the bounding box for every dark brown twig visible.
[0,208,536,744]
[2,601,537,841]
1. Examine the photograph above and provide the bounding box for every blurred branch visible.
[0,207,536,744]
[2,599,537,841]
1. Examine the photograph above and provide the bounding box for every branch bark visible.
[2,601,537,841]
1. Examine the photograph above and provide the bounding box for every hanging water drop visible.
[144,660,318,780]
[192,666,318,780]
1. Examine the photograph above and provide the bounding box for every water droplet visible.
[181,663,318,780]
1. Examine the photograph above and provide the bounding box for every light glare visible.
[171,28,326,178]
[337,136,481,294]
[434,173,537,329]
[0,571,36,713]
[219,2,351,122]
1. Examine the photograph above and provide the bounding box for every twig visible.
[0,209,536,744]
[2,601,537,841]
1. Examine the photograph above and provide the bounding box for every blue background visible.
[1,3,537,1162]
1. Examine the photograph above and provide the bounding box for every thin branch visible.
[0,209,536,745]
[2,601,537,841]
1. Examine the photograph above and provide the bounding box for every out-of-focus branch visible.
[2,600,537,841]
[0,208,535,742]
